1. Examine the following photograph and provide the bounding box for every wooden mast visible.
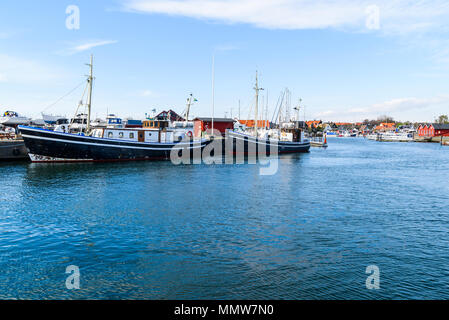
[254,71,264,137]
[86,54,93,134]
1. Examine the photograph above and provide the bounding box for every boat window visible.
[129,132,134,139]
[119,132,124,138]
[108,132,113,138]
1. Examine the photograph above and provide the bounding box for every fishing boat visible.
[227,72,310,155]
[0,111,30,126]
[18,55,208,163]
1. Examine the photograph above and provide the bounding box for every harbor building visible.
[417,123,449,137]
[193,118,235,137]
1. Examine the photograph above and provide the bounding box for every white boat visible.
[42,113,66,125]
[378,132,414,142]
[366,133,379,141]
[0,111,30,126]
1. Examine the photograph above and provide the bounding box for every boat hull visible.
[19,126,207,162]
[0,140,28,161]
[0,117,30,126]
[227,130,310,155]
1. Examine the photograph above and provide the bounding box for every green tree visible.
[436,114,449,124]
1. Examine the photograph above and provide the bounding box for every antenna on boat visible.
[86,54,94,134]
[294,98,302,127]
[254,71,264,137]
[185,93,195,124]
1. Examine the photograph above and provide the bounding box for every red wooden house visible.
[417,124,449,137]
[193,117,235,137]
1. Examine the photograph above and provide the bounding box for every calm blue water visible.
[1,138,449,299]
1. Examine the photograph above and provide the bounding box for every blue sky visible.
[1,0,449,122]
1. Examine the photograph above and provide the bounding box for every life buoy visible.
[186,131,193,138]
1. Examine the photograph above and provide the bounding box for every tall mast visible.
[86,54,93,134]
[254,71,264,137]
[211,55,215,134]
[265,90,268,129]
[238,99,241,119]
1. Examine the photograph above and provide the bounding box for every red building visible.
[417,124,449,137]
[193,117,235,137]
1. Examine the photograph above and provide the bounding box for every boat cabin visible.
[106,114,123,128]
[91,127,189,143]
[143,119,169,129]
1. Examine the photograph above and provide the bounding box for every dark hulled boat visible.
[224,72,310,156]
[226,129,310,155]
[19,126,206,162]
[18,55,207,163]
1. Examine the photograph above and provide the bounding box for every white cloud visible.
[60,40,118,55]
[350,96,449,114]
[140,89,154,97]
[315,95,449,121]
[122,0,449,34]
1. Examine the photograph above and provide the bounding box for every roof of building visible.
[238,120,270,127]
[154,109,185,121]
[432,123,449,130]
[193,117,235,123]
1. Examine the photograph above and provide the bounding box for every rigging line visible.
[271,93,282,124]
[41,80,86,113]
[70,82,89,127]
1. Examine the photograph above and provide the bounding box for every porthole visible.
[119,132,124,138]
[129,132,134,139]
[108,132,113,138]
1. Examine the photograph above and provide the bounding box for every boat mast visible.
[265,90,268,129]
[254,71,264,137]
[211,55,215,135]
[86,54,94,134]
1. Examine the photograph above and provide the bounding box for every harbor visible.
[2,0,449,306]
